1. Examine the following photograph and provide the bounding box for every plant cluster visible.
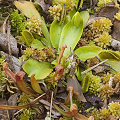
[114,11,120,20]
[88,101,120,120]
[25,16,42,36]
[78,18,113,48]
[10,10,26,36]
[48,0,75,21]
[0,56,18,96]
[1,0,120,119]
[22,46,56,62]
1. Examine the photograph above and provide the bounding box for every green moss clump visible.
[97,0,112,7]
[10,10,26,36]
[97,84,114,100]
[102,73,113,84]
[17,93,42,120]
[90,18,112,34]
[48,0,75,21]
[88,74,102,96]
[114,12,120,20]
[82,72,102,95]
[113,72,120,83]
[26,16,42,36]
[78,18,113,49]
[108,102,120,119]
[94,32,113,48]
[22,46,56,62]
[49,5,62,21]
[0,56,17,96]
[88,102,120,120]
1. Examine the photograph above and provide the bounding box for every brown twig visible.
[81,59,108,74]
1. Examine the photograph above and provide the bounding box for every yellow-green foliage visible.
[79,18,113,48]
[114,12,120,20]
[0,56,17,96]
[22,46,56,62]
[17,93,40,120]
[113,72,120,83]
[82,72,102,95]
[97,0,112,7]
[97,84,114,100]
[26,16,42,36]
[99,108,111,120]
[90,18,112,34]
[17,93,31,105]
[49,5,62,21]
[10,10,26,35]
[102,73,113,84]
[88,74,102,96]
[57,0,75,12]
[94,32,113,48]
[48,0,75,21]
[19,109,32,120]
[108,102,120,119]
[88,102,120,120]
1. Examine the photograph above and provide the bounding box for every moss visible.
[88,102,120,120]
[78,18,112,48]
[113,72,120,83]
[48,0,75,21]
[88,74,102,96]
[94,32,113,48]
[90,18,112,34]
[0,56,17,96]
[49,5,62,21]
[25,16,42,36]
[17,93,41,120]
[114,12,120,20]
[97,84,114,100]
[22,46,56,62]
[102,73,113,84]
[82,72,102,95]
[97,0,112,7]
[10,10,26,36]
[108,102,120,119]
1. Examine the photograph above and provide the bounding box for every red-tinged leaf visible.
[15,72,38,97]
[75,113,88,120]
[3,62,16,82]
[47,65,64,82]
[0,104,30,110]
[30,74,44,94]
[53,103,78,118]
[53,103,70,117]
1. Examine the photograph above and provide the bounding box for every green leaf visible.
[59,12,83,57]
[50,20,67,50]
[31,39,45,50]
[98,50,120,60]
[75,46,102,62]
[82,72,92,93]
[104,59,120,72]
[80,11,89,28]
[21,30,35,46]
[14,1,41,19]
[22,58,53,80]
[14,1,51,45]
[98,50,120,72]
